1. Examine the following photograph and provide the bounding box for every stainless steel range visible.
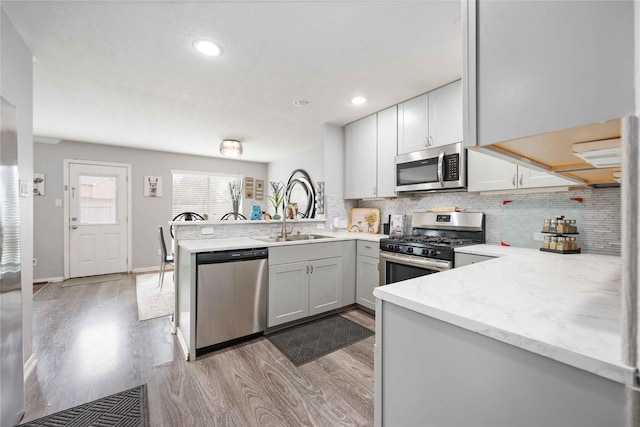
[379,211,485,285]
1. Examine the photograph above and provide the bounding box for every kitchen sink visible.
[253,234,335,243]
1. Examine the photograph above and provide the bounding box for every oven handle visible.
[380,251,451,272]
[437,150,445,188]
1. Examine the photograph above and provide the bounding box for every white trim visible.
[131,266,174,274]
[170,169,242,179]
[462,0,477,148]
[176,327,191,362]
[23,353,38,379]
[33,275,65,283]
[63,159,133,279]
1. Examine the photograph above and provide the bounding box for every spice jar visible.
[556,236,565,251]
[550,236,558,250]
[550,219,558,233]
[543,219,551,233]
[542,235,551,249]
[557,219,566,234]
[570,220,577,233]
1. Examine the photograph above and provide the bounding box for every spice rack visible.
[540,217,581,254]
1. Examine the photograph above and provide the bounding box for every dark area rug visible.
[267,315,374,366]
[21,384,149,427]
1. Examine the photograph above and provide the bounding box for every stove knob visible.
[393,245,400,251]
[421,249,428,255]
[427,249,435,256]
[407,247,414,254]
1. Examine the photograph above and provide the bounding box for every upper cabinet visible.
[468,150,575,192]
[475,1,634,146]
[398,79,462,155]
[344,106,397,199]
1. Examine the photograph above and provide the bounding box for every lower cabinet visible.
[356,240,380,312]
[268,242,344,328]
[454,252,495,268]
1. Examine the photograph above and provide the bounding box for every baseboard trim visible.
[176,327,190,362]
[34,275,64,283]
[131,266,174,274]
[24,353,38,379]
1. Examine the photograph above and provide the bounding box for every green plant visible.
[267,181,285,216]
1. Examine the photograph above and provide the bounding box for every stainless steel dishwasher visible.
[196,248,268,355]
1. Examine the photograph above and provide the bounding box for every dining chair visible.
[157,225,174,291]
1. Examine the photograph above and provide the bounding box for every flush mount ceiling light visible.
[219,139,243,157]
[293,99,310,107]
[193,39,223,57]
[350,96,367,105]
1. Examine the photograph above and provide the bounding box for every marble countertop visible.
[179,230,386,253]
[374,250,634,386]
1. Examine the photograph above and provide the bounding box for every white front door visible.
[66,161,131,278]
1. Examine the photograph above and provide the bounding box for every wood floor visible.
[22,274,375,426]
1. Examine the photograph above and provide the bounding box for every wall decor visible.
[33,173,45,196]
[316,181,325,214]
[144,176,162,197]
[349,208,381,233]
[245,177,254,198]
[255,179,264,200]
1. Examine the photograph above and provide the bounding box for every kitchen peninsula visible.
[174,229,384,361]
[373,250,630,426]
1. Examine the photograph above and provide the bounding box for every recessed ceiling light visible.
[350,96,367,105]
[293,100,310,107]
[193,39,223,57]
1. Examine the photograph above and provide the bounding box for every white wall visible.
[33,140,267,280]
[1,7,34,365]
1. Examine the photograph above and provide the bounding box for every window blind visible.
[171,171,243,220]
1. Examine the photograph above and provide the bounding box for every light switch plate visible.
[19,180,29,197]
[55,199,62,207]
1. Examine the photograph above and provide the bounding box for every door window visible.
[78,175,118,224]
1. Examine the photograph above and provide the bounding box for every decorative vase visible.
[232,199,240,220]
[273,208,281,220]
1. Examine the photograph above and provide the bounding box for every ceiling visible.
[3,1,462,163]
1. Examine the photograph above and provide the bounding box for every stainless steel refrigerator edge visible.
[0,96,25,426]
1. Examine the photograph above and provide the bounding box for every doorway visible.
[64,160,132,279]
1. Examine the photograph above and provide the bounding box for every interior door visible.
[67,162,129,278]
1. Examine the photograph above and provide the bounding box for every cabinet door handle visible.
[365,245,372,249]
[512,173,516,187]
[377,262,380,271]
[519,172,523,186]
[428,136,433,147]
[310,264,314,274]
[424,136,429,147]
[305,265,309,274]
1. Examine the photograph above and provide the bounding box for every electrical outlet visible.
[532,232,544,242]
[33,258,37,266]
[157,249,161,256]
[201,226,214,235]
[316,223,325,229]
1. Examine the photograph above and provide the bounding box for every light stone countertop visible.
[178,230,386,253]
[373,250,634,386]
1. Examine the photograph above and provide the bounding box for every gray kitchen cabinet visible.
[268,261,309,327]
[308,257,343,316]
[268,242,344,327]
[455,252,494,268]
[467,150,574,192]
[344,106,397,199]
[344,114,377,199]
[476,1,634,146]
[356,240,379,312]
[397,79,462,154]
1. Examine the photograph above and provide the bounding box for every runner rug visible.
[267,314,374,366]
[135,272,174,321]
[21,384,149,427]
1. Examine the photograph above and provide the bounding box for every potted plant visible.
[267,181,285,220]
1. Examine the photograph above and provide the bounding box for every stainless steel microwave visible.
[395,142,466,192]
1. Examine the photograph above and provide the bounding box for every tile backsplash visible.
[358,187,621,256]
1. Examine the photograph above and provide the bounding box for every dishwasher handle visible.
[197,248,268,264]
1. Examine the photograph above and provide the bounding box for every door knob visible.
[71,225,78,229]
[71,217,77,221]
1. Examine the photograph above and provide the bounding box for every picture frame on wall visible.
[245,177,254,198]
[33,173,45,196]
[255,179,264,200]
[144,176,162,197]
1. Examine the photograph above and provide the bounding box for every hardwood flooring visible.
[22,274,375,426]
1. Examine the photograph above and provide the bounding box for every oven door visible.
[379,251,451,286]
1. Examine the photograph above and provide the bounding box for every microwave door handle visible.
[437,151,445,187]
